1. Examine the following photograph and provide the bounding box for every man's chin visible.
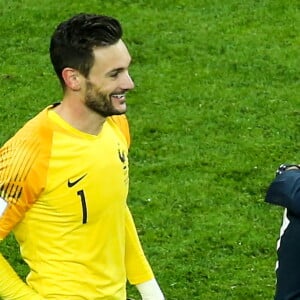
[106,108,127,117]
[114,104,127,115]
[112,109,127,116]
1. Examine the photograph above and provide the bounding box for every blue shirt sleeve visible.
[265,170,300,216]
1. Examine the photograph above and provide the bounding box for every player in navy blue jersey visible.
[266,164,300,300]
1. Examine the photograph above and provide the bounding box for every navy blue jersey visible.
[266,170,300,300]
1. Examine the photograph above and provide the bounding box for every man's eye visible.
[110,72,119,78]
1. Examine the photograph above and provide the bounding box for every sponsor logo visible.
[67,174,87,188]
[118,149,126,163]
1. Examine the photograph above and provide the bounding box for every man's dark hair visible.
[50,13,122,86]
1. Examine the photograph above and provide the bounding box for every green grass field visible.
[0,0,299,299]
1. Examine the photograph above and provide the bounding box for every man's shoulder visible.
[108,115,131,148]
[1,107,53,156]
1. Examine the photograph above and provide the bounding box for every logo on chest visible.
[117,145,129,184]
[67,174,87,188]
[118,149,126,164]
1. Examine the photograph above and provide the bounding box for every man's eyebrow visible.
[106,67,125,76]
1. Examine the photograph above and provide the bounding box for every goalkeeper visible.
[0,13,164,300]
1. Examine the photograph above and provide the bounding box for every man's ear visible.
[62,68,81,91]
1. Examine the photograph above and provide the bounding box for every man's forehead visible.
[92,41,131,70]
[93,40,129,58]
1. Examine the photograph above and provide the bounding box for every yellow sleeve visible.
[125,205,154,285]
[0,250,43,299]
[0,113,51,239]
[0,112,50,299]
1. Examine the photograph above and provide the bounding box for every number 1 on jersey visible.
[77,189,87,224]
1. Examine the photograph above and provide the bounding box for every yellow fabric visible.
[0,252,44,299]
[125,207,154,284]
[110,115,131,148]
[0,106,153,299]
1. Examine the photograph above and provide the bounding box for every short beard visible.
[84,81,122,117]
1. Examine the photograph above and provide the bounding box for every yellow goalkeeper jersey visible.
[0,105,154,299]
